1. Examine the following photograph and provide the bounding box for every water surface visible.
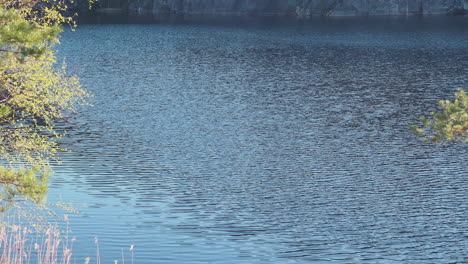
[51,15,468,263]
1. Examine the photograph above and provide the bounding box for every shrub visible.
[411,89,468,142]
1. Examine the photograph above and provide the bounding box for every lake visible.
[50,14,468,263]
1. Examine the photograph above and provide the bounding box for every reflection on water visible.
[50,15,468,263]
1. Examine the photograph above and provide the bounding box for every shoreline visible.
[91,8,467,18]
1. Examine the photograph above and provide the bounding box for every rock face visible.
[126,0,465,16]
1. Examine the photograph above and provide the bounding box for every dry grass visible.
[0,224,73,264]
[0,215,134,264]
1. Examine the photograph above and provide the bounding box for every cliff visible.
[122,0,466,16]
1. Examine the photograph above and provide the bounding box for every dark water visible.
[51,15,468,263]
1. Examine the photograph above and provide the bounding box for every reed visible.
[0,222,133,264]
[0,224,73,264]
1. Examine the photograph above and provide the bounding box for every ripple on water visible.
[48,15,468,264]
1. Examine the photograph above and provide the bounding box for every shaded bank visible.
[88,0,467,16]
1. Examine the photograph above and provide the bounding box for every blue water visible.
[50,15,468,263]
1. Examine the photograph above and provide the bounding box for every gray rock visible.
[124,0,466,16]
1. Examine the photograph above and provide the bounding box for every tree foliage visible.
[0,0,88,208]
[411,89,468,143]
[0,167,48,211]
